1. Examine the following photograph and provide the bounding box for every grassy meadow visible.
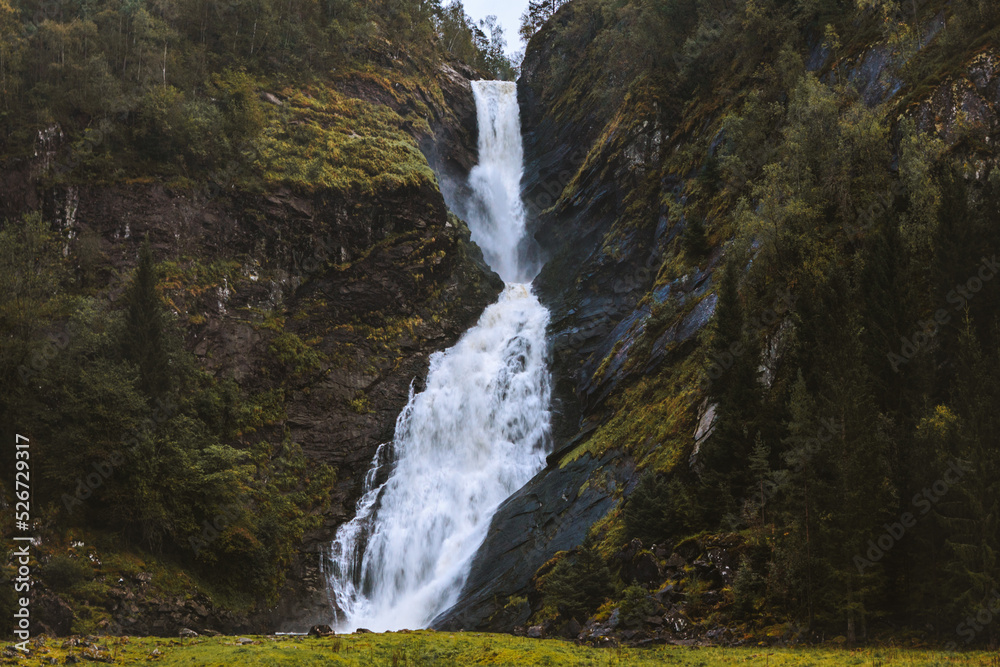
[7,632,998,666]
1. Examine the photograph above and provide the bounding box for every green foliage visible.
[0,0,514,173]
[525,0,1000,641]
[269,332,322,376]
[438,4,520,80]
[122,238,173,397]
[0,633,990,665]
[254,87,437,194]
[535,536,616,622]
[0,217,64,393]
[618,584,659,627]
[40,555,94,591]
[681,217,709,258]
[623,473,699,549]
[348,391,375,415]
[0,212,333,608]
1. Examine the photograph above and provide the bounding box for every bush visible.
[619,584,659,628]
[41,555,93,591]
[536,536,616,622]
[623,473,699,549]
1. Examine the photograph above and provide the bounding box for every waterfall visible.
[467,81,530,283]
[326,81,552,632]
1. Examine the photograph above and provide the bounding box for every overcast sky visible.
[461,0,530,55]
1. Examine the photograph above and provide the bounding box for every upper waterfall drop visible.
[325,80,553,632]
[467,81,531,283]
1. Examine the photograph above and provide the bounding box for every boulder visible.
[32,592,74,637]
[308,624,334,637]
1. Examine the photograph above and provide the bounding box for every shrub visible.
[619,584,659,628]
[623,473,699,549]
[41,555,93,591]
[536,536,616,622]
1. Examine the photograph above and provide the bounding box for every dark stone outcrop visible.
[433,451,635,631]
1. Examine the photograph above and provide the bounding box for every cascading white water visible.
[326,81,552,632]
[467,81,530,283]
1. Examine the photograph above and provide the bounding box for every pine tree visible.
[773,371,825,626]
[122,238,172,398]
[519,0,569,43]
[937,319,1000,640]
[699,259,762,524]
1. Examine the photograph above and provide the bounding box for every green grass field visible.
[8,632,998,666]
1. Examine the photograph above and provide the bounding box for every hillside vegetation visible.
[0,0,512,636]
[511,0,1000,648]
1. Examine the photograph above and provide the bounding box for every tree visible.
[0,213,64,381]
[121,238,172,398]
[936,321,1000,641]
[536,535,616,622]
[0,0,22,111]
[519,0,569,43]
[699,259,763,523]
[478,15,517,80]
[437,3,517,79]
[623,473,698,548]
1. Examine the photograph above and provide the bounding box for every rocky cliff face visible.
[437,3,1000,639]
[3,59,502,636]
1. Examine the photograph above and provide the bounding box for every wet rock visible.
[663,608,690,636]
[307,625,333,637]
[705,627,733,643]
[654,583,682,605]
[432,451,634,632]
[526,625,545,639]
[690,400,718,471]
[706,547,736,585]
[664,553,687,570]
[556,618,582,639]
[616,539,662,586]
[580,608,621,644]
[32,592,74,637]
[633,552,662,586]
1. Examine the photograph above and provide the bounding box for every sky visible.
[461,0,530,55]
